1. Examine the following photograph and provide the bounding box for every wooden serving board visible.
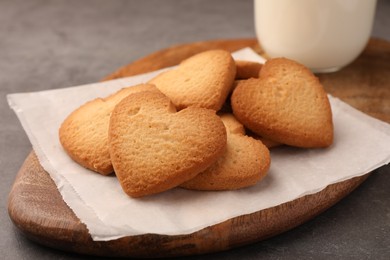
[8,38,390,258]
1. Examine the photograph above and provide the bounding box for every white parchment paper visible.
[7,48,390,241]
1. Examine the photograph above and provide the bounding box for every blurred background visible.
[1,0,388,90]
[1,0,389,259]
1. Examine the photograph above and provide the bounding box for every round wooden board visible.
[8,38,390,258]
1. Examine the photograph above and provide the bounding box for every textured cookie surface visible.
[252,135,281,149]
[109,91,227,197]
[231,58,333,148]
[59,84,159,175]
[148,49,236,110]
[181,114,270,191]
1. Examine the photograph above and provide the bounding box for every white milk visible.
[254,0,377,72]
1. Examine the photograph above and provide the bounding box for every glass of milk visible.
[254,0,377,73]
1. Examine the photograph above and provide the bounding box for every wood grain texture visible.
[8,152,369,258]
[102,38,259,81]
[8,38,390,257]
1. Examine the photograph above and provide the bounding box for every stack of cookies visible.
[59,50,333,198]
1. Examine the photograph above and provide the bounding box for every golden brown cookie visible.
[252,135,281,149]
[59,84,159,175]
[245,129,282,149]
[108,91,227,197]
[235,60,262,79]
[148,49,236,110]
[180,114,270,191]
[231,58,333,148]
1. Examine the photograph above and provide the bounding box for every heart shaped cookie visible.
[181,114,270,191]
[148,49,236,111]
[108,91,227,197]
[231,58,333,148]
[59,84,159,175]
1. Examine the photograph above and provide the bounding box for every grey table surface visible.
[1,0,389,259]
